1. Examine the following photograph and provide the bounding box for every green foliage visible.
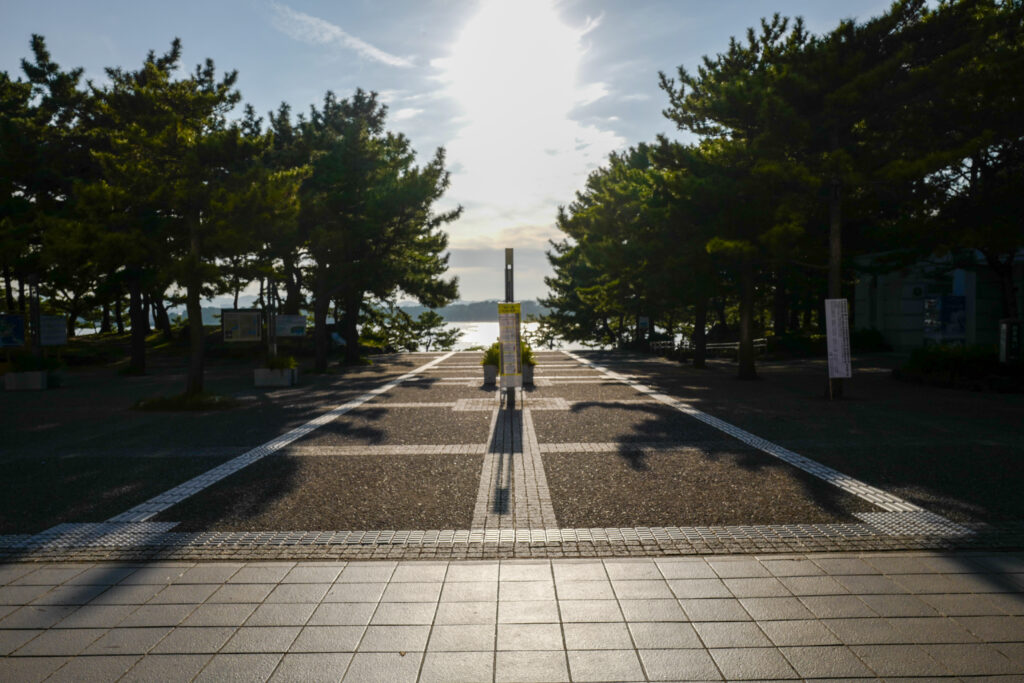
[134,392,240,411]
[896,344,1023,392]
[265,354,297,370]
[481,342,500,367]
[850,328,891,353]
[10,353,61,372]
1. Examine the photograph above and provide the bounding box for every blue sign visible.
[0,314,26,347]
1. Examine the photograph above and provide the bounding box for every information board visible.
[222,309,261,342]
[39,315,68,346]
[497,302,522,389]
[825,298,852,379]
[274,314,306,337]
[0,314,25,347]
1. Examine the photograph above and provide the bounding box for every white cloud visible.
[392,107,423,121]
[269,2,414,68]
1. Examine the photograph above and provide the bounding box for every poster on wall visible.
[221,309,261,342]
[0,314,25,347]
[39,315,68,346]
[497,302,522,389]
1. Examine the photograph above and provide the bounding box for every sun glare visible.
[435,0,620,218]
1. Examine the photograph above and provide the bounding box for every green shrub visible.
[480,341,536,367]
[766,334,826,357]
[134,393,240,411]
[10,353,61,372]
[896,344,1023,392]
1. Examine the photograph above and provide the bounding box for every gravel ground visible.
[158,453,482,531]
[292,407,492,446]
[543,449,874,528]
[525,384,644,401]
[372,384,498,402]
[531,403,731,444]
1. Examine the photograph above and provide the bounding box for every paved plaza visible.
[2,350,1023,678]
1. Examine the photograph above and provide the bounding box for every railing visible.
[649,340,674,353]
[705,338,768,354]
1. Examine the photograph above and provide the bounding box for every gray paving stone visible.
[779,644,874,678]
[812,558,880,575]
[0,604,76,629]
[209,583,276,603]
[47,654,140,682]
[309,602,377,626]
[760,559,825,577]
[12,566,89,585]
[64,566,138,585]
[920,642,1020,675]
[777,575,848,596]
[758,619,841,646]
[856,593,938,617]
[119,566,190,585]
[445,562,499,582]
[194,653,283,682]
[848,643,948,676]
[558,599,622,622]
[613,579,674,600]
[324,582,387,603]
[31,584,108,605]
[723,577,790,598]
[497,622,563,650]
[920,592,1007,616]
[495,650,569,682]
[886,615,980,643]
[499,562,552,581]
[391,563,448,583]
[281,566,343,584]
[628,621,702,649]
[0,585,50,605]
[83,625,171,655]
[152,626,239,653]
[89,583,163,605]
[618,598,686,622]
[499,599,560,623]
[381,581,442,602]
[667,578,731,599]
[11,627,105,656]
[176,564,243,584]
[500,580,556,601]
[563,621,633,649]
[57,603,136,628]
[640,648,723,681]
[567,649,645,682]
[798,595,876,619]
[419,650,493,683]
[264,583,331,603]
[246,603,317,626]
[149,583,220,604]
[0,627,43,655]
[358,624,430,651]
[441,580,498,602]
[435,601,496,625]
[182,603,258,627]
[269,652,352,682]
[227,565,294,584]
[604,561,663,580]
[994,641,1024,667]
[823,616,908,644]
[553,562,607,582]
[890,572,963,594]
[289,625,363,652]
[740,596,814,621]
[678,598,751,622]
[342,651,422,682]
[556,580,615,600]
[709,646,799,680]
[370,601,436,625]
[121,654,212,683]
[694,621,772,648]
[222,626,301,653]
[708,560,771,579]
[0,564,40,585]
[0,654,68,682]
[656,559,718,580]
[336,564,396,583]
[953,615,1024,641]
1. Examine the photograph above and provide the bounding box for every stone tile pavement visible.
[1,552,1022,681]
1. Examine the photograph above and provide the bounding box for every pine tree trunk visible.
[127,275,146,374]
[283,258,302,315]
[141,292,151,336]
[737,260,757,380]
[773,272,788,336]
[3,264,13,311]
[344,291,361,364]
[185,220,205,397]
[100,301,111,334]
[18,278,26,314]
[693,299,707,369]
[154,295,173,340]
[115,297,125,335]
[313,269,330,372]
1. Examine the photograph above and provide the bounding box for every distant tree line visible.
[1,37,460,394]
[541,0,1023,378]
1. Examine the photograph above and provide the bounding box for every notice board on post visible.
[0,314,26,347]
[39,315,68,346]
[222,309,261,342]
[825,298,852,379]
[274,314,306,338]
[497,302,522,388]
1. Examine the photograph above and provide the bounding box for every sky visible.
[2,0,893,303]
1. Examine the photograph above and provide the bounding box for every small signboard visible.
[638,316,650,331]
[825,298,852,379]
[274,314,306,338]
[497,302,522,389]
[39,315,68,346]
[222,309,261,342]
[0,314,25,347]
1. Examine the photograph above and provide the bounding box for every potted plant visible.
[521,343,537,385]
[255,354,299,387]
[481,342,500,385]
[4,354,58,391]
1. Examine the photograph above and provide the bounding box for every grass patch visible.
[134,392,241,411]
[0,455,232,534]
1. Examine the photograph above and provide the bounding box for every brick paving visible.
[3,349,1023,678]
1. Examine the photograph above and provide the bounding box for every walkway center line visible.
[108,352,457,523]
[563,350,942,517]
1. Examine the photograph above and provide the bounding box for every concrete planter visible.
[523,364,535,386]
[254,368,298,387]
[483,364,498,385]
[5,371,47,391]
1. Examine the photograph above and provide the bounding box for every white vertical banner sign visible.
[497,302,522,388]
[825,298,852,379]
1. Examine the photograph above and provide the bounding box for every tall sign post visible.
[500,248,520,409]
[824,298,851,399]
